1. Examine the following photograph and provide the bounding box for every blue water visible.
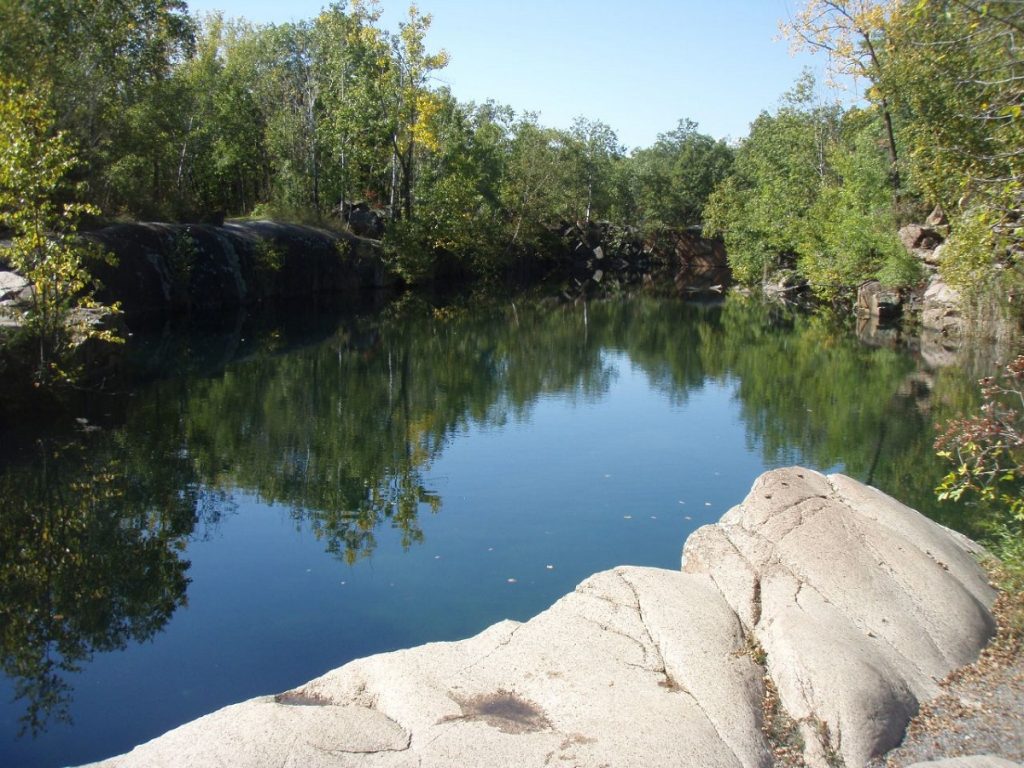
[0,296,979,767]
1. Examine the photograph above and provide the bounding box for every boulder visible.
[900,224,947,273]
[85,469,998,768]
[338,201,387,239]
[900,224,944,254]
[922,275,964,336]
[0,271,31,329]
[682,468,995,768]
[857,279,902,320]
[0,270,30,303]
[924,206,951,239]
[87,567,771,768]
[922,242,947,268]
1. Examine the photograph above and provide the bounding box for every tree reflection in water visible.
[0,426,201,735]
[0,293,995,741]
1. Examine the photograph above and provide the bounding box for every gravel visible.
[869,587,1024,768]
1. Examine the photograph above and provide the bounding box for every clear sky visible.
[182,0,861,150]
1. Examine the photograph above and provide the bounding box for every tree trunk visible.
[862,33,901,196]
[879,96,901,195]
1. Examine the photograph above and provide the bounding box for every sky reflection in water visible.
[0,296,983,768]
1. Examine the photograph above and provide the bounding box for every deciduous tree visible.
[0,79,118,384]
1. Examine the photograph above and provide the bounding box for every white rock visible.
[87,567,771,768]
[682,467,996,767]
[86,469,999,768]
[908,758,1023,768]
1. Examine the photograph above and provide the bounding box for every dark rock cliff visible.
[83,220,395,318]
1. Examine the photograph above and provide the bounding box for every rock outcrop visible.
[897,214,969,337]
[900,224,945,264]
[557,222,729,298]
[82,220,393,319]
[922,275,964,337]
[85,468,1000,768]
[683,469,994,767]
[857,279,903,321]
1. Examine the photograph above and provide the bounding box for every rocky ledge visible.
[85,468,1015,768]
[82,220,393,318]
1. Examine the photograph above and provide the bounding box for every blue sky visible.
[183,0,862,150]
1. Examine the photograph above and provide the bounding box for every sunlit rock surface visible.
[683,468,995,766]
[86,468,997,768]
[909,759,1023,768]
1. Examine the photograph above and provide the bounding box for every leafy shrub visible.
[936,356,1024,585]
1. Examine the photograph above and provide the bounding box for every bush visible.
[936,355,1024,586]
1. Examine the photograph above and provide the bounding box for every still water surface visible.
[0,295,986,767]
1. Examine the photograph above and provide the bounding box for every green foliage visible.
[801,112,919,299]
[562,117,626,223]
[704,74,841,285]
[0,78,119,384]
[936,355,1024,580]
[500,116,569,248]
[880,0,1024,298]
[382,218,437,284]
[940,210,1000,292]
[628,119,734,232]
[5,0,1018,300]
[703,70,927,300]
[884,2,1023,215]
[0,0,196,215]
[172,13,270,216]
[400,95,510,279]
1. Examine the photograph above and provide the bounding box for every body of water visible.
[0,294,991,767]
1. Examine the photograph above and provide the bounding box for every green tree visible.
[313,1,393,213]
[703,74,841,284]
[881,0,1024,299]
[563,117,625,224]
[628,119,734,231]
[386,4,450,221]
[395,95,512,280]
[500,115,572,250]
[0,0,196,215]
[782,0,902,193]
[0,79,118,384]
[800,109,918,298]
[170,14,270,216]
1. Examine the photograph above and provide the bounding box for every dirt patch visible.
[274,690,334,707]
[450,689,552,734]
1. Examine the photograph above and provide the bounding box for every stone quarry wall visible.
[81,220,393,318]
[86,468,1006,768]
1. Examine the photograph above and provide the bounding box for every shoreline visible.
[83,468,1011,768]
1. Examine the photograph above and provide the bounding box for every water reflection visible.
[0,430,198,736]
[0,294,996,749]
